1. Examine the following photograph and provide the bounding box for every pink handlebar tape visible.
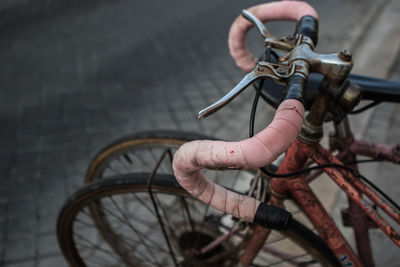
[172,99,305,223]
[228,1,319,72]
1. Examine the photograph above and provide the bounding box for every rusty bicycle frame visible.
[149,109,400,266]
[192,10,400,267]
[239,116,400,267]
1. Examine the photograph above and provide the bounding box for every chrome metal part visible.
[329,115,354,151]
[292,60,309,79]
[268,184,290,200]
[294,34,315,49]
[287,44,353,86]
[334,117,353,140]
[264,37,295,52]
[339,49,353,62]
[198,62,292,119]
[199,9,354,119]
[240,9,353,87]
[198,70,259,119]
[257,61,294,81]
[241,9,295,51]
[241,10,269,39]
[337,83,363,112]
[298,119,323,144]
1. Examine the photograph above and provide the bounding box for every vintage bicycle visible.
[57,1,400,266]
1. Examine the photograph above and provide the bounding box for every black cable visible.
[250,81,264,137]
[248,49,399,212]
[358,174,400,211]
[249,47,270,137]
[253,49,280,109]
[349,100,381,114]
[345,159,378,165]
[260,159,379,179]
[261,162,400,211]
[260,161,348,178]
[270,162,400,212]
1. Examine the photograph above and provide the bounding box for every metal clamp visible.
[198,9,354,119]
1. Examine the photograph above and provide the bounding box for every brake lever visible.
[198,62,293,119]
[241,9,295,51]
[198,71,259,119]
[241,9,269,39]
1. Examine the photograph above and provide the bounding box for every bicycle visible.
[57,1,400,266]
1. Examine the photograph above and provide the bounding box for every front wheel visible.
[85,131,219,183]
[57,173,339,266]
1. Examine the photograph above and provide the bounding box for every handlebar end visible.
[284,74,307,106]
[295,15,319,46]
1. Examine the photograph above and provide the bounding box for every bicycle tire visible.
[85,130,219,184]
[58,173,339,267]
[83,130,266,265]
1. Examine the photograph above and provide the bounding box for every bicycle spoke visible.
[132,150,152,170]
[81,255,119,267]
[105,196,167,262]
[181,196,195,233]
[96,200,168,254]
[148,148,171,173]
[104,164,121,175]
[267,253,315,266]
[62,147,336,267]
[76,243,128,263]
[76,209,160,264]
[193,203,211,250]
[123,153,133,164]
[75,207,97,227]
[102,202,165,265]
[75,216,151,250]
[74,233,123,262]
[77,239,150,266]
[264,235,287,245]
[147,183,179,266]
[127,193,156,217]
[116,155,135,173]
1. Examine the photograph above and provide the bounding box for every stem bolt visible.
[339,49,352,61]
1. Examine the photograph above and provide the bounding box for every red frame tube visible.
[271,139,363,266]
[240,137,400,266]
[311,145,400,246]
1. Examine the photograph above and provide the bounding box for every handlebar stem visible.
[288,43,353,87]
[300,90,333,144]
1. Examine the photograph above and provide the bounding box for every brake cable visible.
[248,48,399,211]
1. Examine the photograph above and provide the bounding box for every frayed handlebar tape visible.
[172,99,304,223]
[228,1,319,72]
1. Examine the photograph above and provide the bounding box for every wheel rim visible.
[73,133,336,266]
[85,133,215,183]
[60,178,243,266]
[82,134,259,266]
[58,174,336,267]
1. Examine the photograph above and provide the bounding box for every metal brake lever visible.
[198,71,259,119]
[198,62,293,119]
[241,9,269,39]
[241,9,295,51]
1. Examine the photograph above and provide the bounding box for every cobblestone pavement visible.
[0,0,399,266]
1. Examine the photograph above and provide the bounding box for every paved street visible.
[0,0,399,266]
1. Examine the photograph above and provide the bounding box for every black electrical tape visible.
[295,15,319,46]
[253,203,292,231]
[284,74,307,105]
